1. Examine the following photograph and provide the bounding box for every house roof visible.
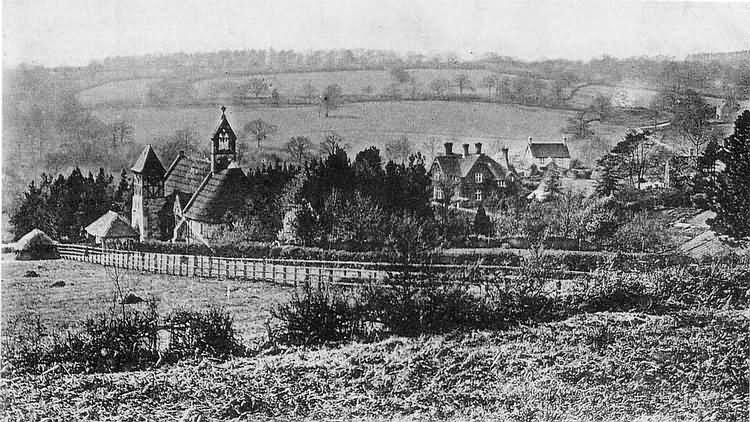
[131,144,166,175]
[182,164,250,222]
[14,229,57,250]
[433,153,510,180]
[85,211,139,239]
[528,142,570,159]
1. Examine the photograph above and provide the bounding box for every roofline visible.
[181,172,213,216]
[163,153,184,180]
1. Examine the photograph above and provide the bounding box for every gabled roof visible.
[432,154,509,180]
[164,154,211,199]
[182,164,250,222]
[528,142,570,159]
[85,211,139,239]
[131,144,166,175]
[211,106,237,147]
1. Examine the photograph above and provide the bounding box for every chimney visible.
[528,136,533,145]
[462,143,470,157]
[501,146,510,168]
[178,150,185,157]
[444,142,453,155]
[562,136,567,145]
[475,142,483,155]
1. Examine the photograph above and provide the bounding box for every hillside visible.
[3,311,746,421]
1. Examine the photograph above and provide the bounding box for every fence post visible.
[272,263,276,283]
[294,266,298,287]
[243,259,248,280]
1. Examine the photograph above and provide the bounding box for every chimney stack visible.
[475,142,483,155]
[462,143,470,157]
[562,136,568,145]
[178,150,185,157]
[501,146,510,168]
[528,136,533,145]
[444,142,453,155]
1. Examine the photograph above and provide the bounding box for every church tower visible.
[131,144,167,241]
[211,106,238,173]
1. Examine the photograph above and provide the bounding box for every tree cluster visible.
[10,168,130,241]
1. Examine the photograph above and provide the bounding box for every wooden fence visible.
[57,244,592,287]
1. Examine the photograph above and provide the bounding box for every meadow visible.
[94,101,629,162]
[1,256,291,342]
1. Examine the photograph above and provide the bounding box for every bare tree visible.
[110,120,134,147]
[243,119,278,149]
[454,73,473,96]
[421,136,440,162]
[247,77,269,98]
[286,136,312,164]
[385,135,412,163]
[320,132,349,156]
[302,81,317,104]
[429,78,450,98]
[321,84,342,117]
[480,75,499,99]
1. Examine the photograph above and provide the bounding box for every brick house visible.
[428,142,517,208]
[130,106,251,246]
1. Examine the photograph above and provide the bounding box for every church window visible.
[218,130,230,150]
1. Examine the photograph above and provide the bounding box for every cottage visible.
[131,107,251,246]
[520,136,571,174]
[428,142,517,208]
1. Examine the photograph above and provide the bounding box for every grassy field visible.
[0,256,291,342]
[77,78,162,107]
[94,101,628,162]
[3,310,745,421]
[77,69,508,106]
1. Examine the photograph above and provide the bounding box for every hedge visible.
[125,240,695,272]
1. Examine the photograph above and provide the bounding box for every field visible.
[77,78,162,107]
[94,101,628,162]
[0,256,291,342]
[78,69,508,106]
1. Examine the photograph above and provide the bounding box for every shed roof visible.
[85,211,139,239]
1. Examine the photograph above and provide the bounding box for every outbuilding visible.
[85,211,139,247]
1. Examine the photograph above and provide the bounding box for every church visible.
[130,107,250,246]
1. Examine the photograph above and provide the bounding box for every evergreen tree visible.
[473,205,492,236]
[706,110,750,241]
[595,154,620,196]
[10,180,53,239]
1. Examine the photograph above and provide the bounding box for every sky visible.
[3,0,750,67]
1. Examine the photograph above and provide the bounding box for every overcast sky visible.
[3,0,750,67]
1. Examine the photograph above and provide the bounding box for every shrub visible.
[270,281,373,345]
[165,306,244,359]
[2,303,245,374]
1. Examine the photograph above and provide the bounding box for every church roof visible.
[164,153,211,199]
[131,144,166,175]
[528,142,570,159]
[182,165,250,222]
[85,211,139,239]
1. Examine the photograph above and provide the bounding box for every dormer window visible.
[433,171,441,181]
[475,172,483,183]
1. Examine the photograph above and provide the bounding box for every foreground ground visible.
[1,256,290,342]
[2,310,746,421]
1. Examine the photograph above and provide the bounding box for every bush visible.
[270,257,749,345]
[2,303,244,374]
[165,306,244,359]
[270,281,373,345]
